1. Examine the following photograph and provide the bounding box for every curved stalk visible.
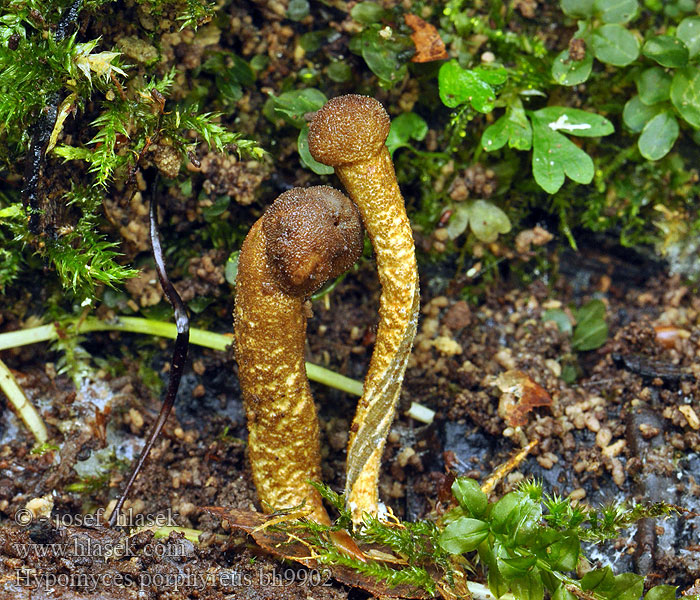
[0,358,48,444]
[0,317,363,397]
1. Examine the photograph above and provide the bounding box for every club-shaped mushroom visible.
[234,185,363,525]
[308,95,420,523]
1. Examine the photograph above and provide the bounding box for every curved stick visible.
[108,179,190,527]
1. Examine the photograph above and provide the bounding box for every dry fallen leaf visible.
[204,506,432,599]
[404,14,449,63]
[495,369,553,427]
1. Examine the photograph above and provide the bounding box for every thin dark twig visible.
[22,0,83,233]
[55,0,83,42]
[108,176,190,527]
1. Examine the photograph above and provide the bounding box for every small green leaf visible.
[552,47,593,86]
[533,131,590,193]
[561,0,594,18]
[287,0,310,21]
[298,127,334,175]
[481,103,532,151]
[594,0,638,24]
[357,26,409,85]
[591,24,640,66]
[535,106,615,137]
[0,203,22,219]
[447,204,470,240]
[645,586,679,600]
[612,573,645,600]
[530,108,613,194]
[671,67,700,128]
[439,60,497,112]
[386,112,428,156]
[490,492,519,532]
[581,567,616,593]
[542,308,573,335]
[677,17,700,58]
[636,67,671,105]
[439,517,490,554]
[225,251,239,286]
[642,35,689,68]
[510,571,544,600]
[188,296,213,314]
[451,478,488,517]
[468,200,511,243]
[548,535,580,571]
[327,61,351,82]
[572,299,608,351]
[480,543,510,599]
[271,88,327,128]
[350,1,387,24]
[499,554,537,577]
[474,65,508,86]
[202,195,231,220]
[575,299,606,328]
[622,95,661,132]
[638,111,679,160]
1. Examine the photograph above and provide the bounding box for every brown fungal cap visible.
[263,185,363,297]
[308,95,391,167]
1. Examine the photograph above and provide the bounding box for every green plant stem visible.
[0,316,364,397]
[0,357,48,444]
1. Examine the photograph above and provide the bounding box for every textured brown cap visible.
[308,95,391,167]
[263,186,363,297]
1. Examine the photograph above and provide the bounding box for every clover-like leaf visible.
[482,103,532,151]
[638,111,678,161]
[622,95,662,132]
[552,47,593,86]
[386,112,428,156]
[636,67,671,105]
[530,108,613,194]
[356,26,409,85]
[591,24,640,66]
[439,59,498,112]
[271,88,327,128]
[535,106,615,137]
[671,67,700,128]
[447,204,470,240]
[594,0,638,24]
[350,1,387,24]
[468,200,511,243]
[561,0,594,18]
[677,16,700,58]
[642,35,689,68]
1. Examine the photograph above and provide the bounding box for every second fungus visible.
[234,186,363,524]
[308,95,420,523]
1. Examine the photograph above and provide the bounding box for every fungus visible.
[234,185,363,525]
[308,95,420,523]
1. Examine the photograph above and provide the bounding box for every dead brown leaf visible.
[404,14,448,63]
